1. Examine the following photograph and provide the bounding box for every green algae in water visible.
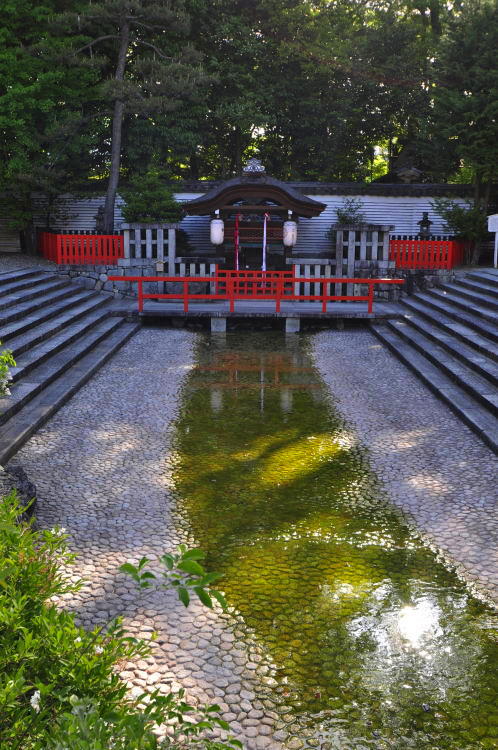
[171,332,498,749]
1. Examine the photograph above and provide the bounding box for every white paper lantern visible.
[210,218,224,245]
[283,220,297,247]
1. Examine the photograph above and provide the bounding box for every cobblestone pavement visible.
[11,326,498,749]
[14,329,281,750]
[312,329,498,606]
[0,252,56,272]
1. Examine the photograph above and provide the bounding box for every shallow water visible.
[172,333,498,749]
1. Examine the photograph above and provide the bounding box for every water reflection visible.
[172,333,498,749]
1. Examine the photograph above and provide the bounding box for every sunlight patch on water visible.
[171,333,498,749]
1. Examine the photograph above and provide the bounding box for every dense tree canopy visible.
[0,0,497,232]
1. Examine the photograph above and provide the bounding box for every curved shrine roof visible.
[183,174,327,218]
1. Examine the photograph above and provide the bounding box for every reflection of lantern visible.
[210,218,224,245]
[283,220,297,247]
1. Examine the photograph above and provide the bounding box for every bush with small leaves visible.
[0,342,15,397]
[0,492,239,750]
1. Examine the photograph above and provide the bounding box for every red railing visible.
[389,239,465,269]
[38,232,124,265]
[109,268,404,314]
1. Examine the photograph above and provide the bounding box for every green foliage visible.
[120,546,227,610]
[1,0,490,200]
[334,198,366,226]
[0,0,103,233]
[121,171,184,224]
[49,692,242,750]
[431,199,488,240]
[429,0,498,188]
[431,198,488,263]
[0,493,236,750]
[0,343,16,397]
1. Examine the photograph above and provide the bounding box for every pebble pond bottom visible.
[171,332,498,750]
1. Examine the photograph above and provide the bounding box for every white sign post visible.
[488,214,498,268]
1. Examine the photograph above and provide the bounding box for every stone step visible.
[387,319,498,415]
[0,318,128,426]
[0,283,84,325]
[405,292,498,343]
[5,298,112,357]
[401,297,498,358]
[466,270,498,289]
[455,277,498,300]
[0,322,140,465]
[440,281,498,311]
[400,311,498,386]
[427,287,498,324]
[0,290,108,343]
[0,277,72,311]
[0,269,42,286]
[0,271,58,297]
[10,310,122,381]
[372,324,498,454]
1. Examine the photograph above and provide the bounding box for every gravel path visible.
[312,329,498,606]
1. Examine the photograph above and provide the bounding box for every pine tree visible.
[60,0,208,232]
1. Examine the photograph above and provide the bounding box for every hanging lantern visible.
[210,218,224,245]
[283,220,297,247]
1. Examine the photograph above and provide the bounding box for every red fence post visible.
[183,280,189,312]
[56,235,62,264]
[138,280,143,312]
[368,282,374,314]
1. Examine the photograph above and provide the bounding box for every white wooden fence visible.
[290,224,395,297]
[120,223,179,271]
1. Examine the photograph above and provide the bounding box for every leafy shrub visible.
[431,198,488,263]
[121,170,184,224]
[0,493,240,750]
[334,198,366,225]
[0,342,15,397]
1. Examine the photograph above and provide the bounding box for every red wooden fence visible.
[38,232,124,265]
[109,268,404,314]
[389,239,465,269]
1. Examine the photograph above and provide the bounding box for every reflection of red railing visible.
[389,239,465,269]
[38,232,124,264]
[109,267,404,314]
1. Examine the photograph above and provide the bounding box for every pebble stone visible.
[13,329,280,749]
[7,310,498,748]
[312,329,498,607]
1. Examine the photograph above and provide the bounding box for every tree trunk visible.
[103,20,130,234]
[21,219,37,255]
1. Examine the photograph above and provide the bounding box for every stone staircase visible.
[0,268,140,465]
[372,269,498,454]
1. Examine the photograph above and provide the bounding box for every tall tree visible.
[0,0,100,247]
[430,0,498,203]
[60,0,208,231]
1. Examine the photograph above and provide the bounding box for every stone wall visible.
[47,261,454,303]
[48,263,161,299]
[352,260,455,301]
